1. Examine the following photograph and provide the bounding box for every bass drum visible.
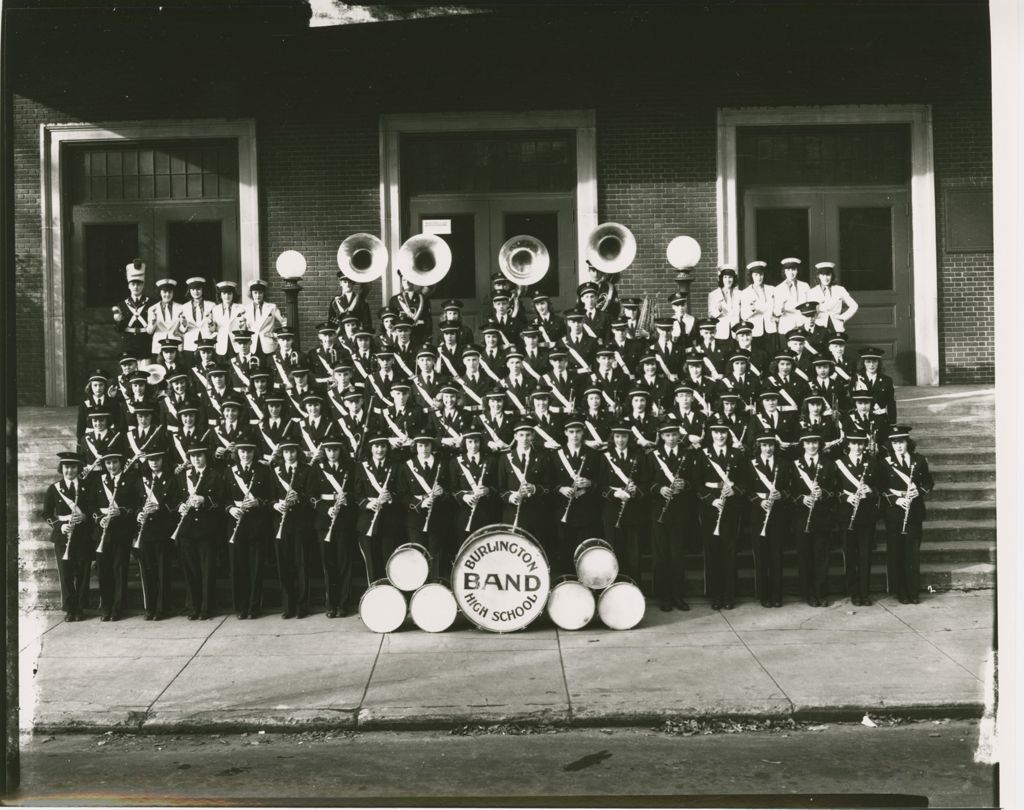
[546,575,596,631]
[451,524,551,633]
[359,579,407,633]
[597,576,646,631]
[386,542,431,592]
[573,538,619,590]
[409,579,459,633]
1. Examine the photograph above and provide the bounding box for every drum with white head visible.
[573,538,619,590]
[359,579,407,633]
[546,575,596,631]
[386,542,431,592]
[597,576,646,630]
[409,578,459,633]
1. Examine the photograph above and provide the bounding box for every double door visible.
[408,194,576,336]
[68,201,238,387]
[744,187,913,383]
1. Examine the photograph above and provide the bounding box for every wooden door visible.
[153,202,240,288]
[744,188,913,383]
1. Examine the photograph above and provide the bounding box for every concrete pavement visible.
[18,590,993,733]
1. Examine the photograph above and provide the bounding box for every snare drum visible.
[359,579,407,633]
[546,575,596,631]
[451,524,551,633]
[597,576,646,630]
[386,542,431,592]
[573,538,619,590]
[409,578,459,633]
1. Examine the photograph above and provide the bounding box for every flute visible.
[900,462,917,535]
[275,467,298,541]
[847,465,868,530]
[366,467,394,538]
[760,468,779,537]
[465,465,487,532]
[422,461,443,532]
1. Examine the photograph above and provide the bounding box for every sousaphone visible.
[498,234,550,287]
[586,222,637,274]
[395,233,453,288]
[337,233,389,283]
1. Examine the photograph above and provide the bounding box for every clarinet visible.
[713,474,731,537]
[657,454,687,524]
[804,463,821,533]
[847,463,868,530]
[760,468,779,538]
[560,464,582,524]
[422,461,443,531]
[228,473,256,545]
[171,469,205,542]
[512,479,528,530]
[465,464,488,532]
[133,480,158,550]
[326,408,370,543]
[614,454,641,529]
[275,467,298,541]
[367,466,394,538]
[97,482,121,555]
[900,461,917,535]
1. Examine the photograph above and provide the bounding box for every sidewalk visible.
[18,590,993,733]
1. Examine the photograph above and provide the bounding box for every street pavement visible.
[18,590,993,733]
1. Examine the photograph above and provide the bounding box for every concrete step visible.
[936,482,996,501]
[930,463,995,483]
[926,446,995,464]
[928,500,996,521]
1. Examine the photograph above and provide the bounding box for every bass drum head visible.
[547,575,596,631]
[386,543,431,592]
[359,579,407,633]
[409,579,459,633]
[597,577,646,631]
[574,538,619,590]
[452,524,551,633]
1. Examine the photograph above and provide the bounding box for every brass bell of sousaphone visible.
[498,234,550,287]
[586,222,637,274]
[337,233,389,283]
[145,363,167,387]
[395,233,453,288]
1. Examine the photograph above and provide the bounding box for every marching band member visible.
[151,338,185,391]
[826,334,857,386]
[600,423,647,583]
[500,350,535,416]
[800,394,843,458]
[312,438,357,618]
[880,425,934,604]
[635,352,671,416]
[807,262,858,334]
[797,301,830,356]
[245,370,275,427]
[747,433,791,607]
[519,324,548,385]
[191,338,219,394]
[268,329,301,391]
[270,440,314,619]
[834,431,878,607]
[854,346,898,423]
[784,328,816,381]
[324,363,361,423]
[767,351,808,414]
[528,389,564,451]
[621,389,658,451]
[308,323,342,386]
[398,434,450,576]
[693,318,728,380]
[146,279,185,358]
[498,418,552,547]
[79,408,126,482]
[211,398,247,467]
[680,349,716,415]
[450,429,498,540]
[170,405,209,471]
[389,272,433,346]
[112,355,140,404]
[437,323,467,379]
[696,419,748,611]
[112,259,153,361]
[78,370,122,439]
[477,390,514,454]
[543,349,578,415]
[583,261,621,321]
[242,279,287,357]
[162,371,203,432]
[437,300,474,346]
[561,309,598,379]
[86,450,139,622]
[349,328,377,386]
[411,345,446,412]
[42,452,92,622]
[223,439,271,620]
[807,357,845,416]
[714,394,750,457]
[530,293,565,348]
[200,367,235,427]
[739,261,776,352]
[478,322,508,384]
[366,350,399,414]
[328,272,371,333]
[753,389,800,456]
[376,306,398,349]
[771,257,810,336]
[336,389,377,463]
[841,392,886,456]
[382,381,422,461]
[580,386,612,451]
[456,346,491,414]
[179,277,216,365]
[284,366,320,422]
[650,317,682,385]
[336,315,361,361]
[210,280,245,357]
[619,297,648,341]
[489,292,522,348]
[668,293,696,345]
[228,328,264,393]
[133,450,179,621]
[647,422,695,612]
[577,281,611,342]
[354,435,399,580]
[607,318,641,381]
[258,394,298,466]
[715,350,759,414]
[789,429,836,607]
[296,393,338,464]
[389,317,418,380]
[708,265,742,341]
[670,384,707,451]
[551,418,601,575]
[123,404,166,475]
[175,445,223,620]
[432,384,471,453]
[731,321,771,381]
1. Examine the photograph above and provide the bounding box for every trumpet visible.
[900,462,917,535]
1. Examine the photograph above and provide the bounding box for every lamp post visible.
[275,250,307,351]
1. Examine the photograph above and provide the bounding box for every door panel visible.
[69,206,153,391]
[744,187,913,384]
[154,203,239,288]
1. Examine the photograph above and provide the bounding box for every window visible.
[84,223,139,307]
[839,207,894,291]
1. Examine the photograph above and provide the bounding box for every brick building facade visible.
[8,2,993,405]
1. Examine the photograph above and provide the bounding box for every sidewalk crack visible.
[355,632,385,726]
[879,600,984,682]
[721,613,795,713]
[555,629,574,722]
[144,615,228,720]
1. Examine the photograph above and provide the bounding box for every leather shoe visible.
[808,599,818,608]
[188,612,199,621]
[101,613,111,622]
[711,601,721,611]
[144,613,155,621]
[199,613,210,620]
[237,613,247,621]
[338,607,349,618]
[296,610,307,619]
[852,596,862,606]
[723,602,735,610]
[897,596,909,604]
[674,599,690,611]
[111,612,122,622]
[773,601,783,608]
[910,596,920,604]
[862,598,873,606]
[326,609,338,619]
[282,610,295,619]
[64,612,75,623]
[760,600,770,608]
[660,602,672,612]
